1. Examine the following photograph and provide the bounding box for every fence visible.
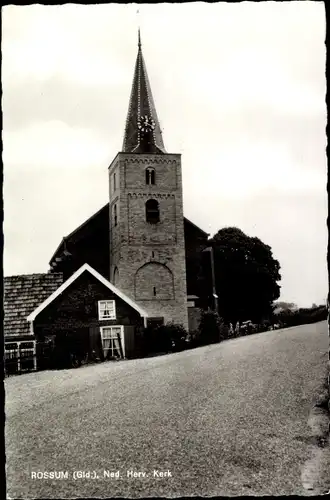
[5,342,36,376]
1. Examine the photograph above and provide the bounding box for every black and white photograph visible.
[2,2,329,497]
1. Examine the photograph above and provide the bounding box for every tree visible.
[273,302,298,315]
[205,227,281,324]
[274,301,298,311]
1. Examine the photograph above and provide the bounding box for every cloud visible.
[2,3,327,307]
[3,121,111,170]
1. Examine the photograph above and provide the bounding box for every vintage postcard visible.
[2,2,328,497]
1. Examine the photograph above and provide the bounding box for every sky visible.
[2,2,327,307]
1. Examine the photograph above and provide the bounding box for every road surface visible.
[5,321,329,497]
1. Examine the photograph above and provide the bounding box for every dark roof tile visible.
[4,273,64,338]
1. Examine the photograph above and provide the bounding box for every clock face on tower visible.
[138,115,156,133]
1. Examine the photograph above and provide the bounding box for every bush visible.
[198,310,226,346]
[143,322,188,355]
[158,323,188,352]
[186,329,206,349]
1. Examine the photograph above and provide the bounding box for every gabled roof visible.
[122,31,166,153]
[49,203,109,264]
[184,217,210,238]
[27,263,149,321]
[4,272,64,337]
[65,203,109,243]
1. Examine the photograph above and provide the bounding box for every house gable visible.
[33,271,145,341]
[28,263,148,323]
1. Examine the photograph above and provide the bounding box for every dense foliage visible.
[187,311,228,347]
[142,322,188,355]
[204,227,281,324]
[274,304,328,327]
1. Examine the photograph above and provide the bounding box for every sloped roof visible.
[184,217,209,238]
[49,203,109,264]
[4,273,64,337]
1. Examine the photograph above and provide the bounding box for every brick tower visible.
[109,32,188,329]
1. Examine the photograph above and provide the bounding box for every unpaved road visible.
[5,321,329,497]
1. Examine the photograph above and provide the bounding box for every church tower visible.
[109,32,188,329]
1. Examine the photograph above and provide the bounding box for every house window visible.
[146,167,155,185]
[113,172,117,191]
[98,300,116,320]
[146,199,160,224]
[100,326,123,359]
[113,204,117,226]
[153,286,157,297]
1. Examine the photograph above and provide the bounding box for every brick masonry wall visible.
[109,153,188,329]
[127,194,177,244]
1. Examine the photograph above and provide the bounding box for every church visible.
[4,33,211,374]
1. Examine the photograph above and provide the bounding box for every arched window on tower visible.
[145,199,160,224]
[145,167,155,185]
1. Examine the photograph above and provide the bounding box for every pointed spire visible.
[138,28,141,50]
[122,31,166,154]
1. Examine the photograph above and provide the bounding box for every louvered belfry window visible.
[146,199,160,224]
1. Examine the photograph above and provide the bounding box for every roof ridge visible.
[4,272,63,279]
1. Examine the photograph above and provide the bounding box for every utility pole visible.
[203,246,218,313]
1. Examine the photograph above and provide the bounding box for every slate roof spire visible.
[138,27,141,49]
[122,30,166,153]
